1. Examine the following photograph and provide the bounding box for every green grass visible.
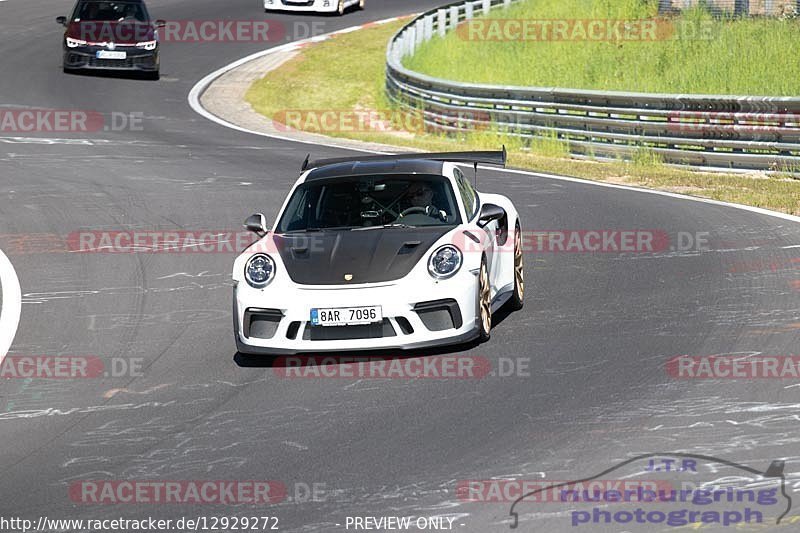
[246,21,400,142]
[244,17,800,216]
[405,0,800,96]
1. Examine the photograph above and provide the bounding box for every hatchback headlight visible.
[245,254,276,288]
[428,245,462,279]
[136,40,157,50]
[66,37,87,48]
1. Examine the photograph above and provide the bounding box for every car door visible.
[455,168,497,289]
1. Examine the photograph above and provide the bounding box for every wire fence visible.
[658,0,799,17]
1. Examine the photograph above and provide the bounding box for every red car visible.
[57,0,164,79]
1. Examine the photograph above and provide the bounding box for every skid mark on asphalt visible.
[21,281,231,304]
[0,400,180,420]
[103,383,174,399]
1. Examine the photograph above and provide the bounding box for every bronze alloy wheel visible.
[507,224,524,310]
[338,0,345,15]
[478,259,491,341]
[359,0,365,8]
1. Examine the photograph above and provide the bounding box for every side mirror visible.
[154,19,166,28]
[476,203,505,228]
[56,16,67,26]
[244,213,268,236]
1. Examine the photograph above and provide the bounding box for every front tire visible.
[477,257,491,342]
[505,223,524,311]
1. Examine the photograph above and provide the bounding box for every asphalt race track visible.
[0,0,799,531]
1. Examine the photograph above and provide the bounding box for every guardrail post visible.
[424,16,434,41]
[393,37,402,62]
[449,5,459,28]
[482,0,491,15]
[504,0,511,7]
[398,31,404,58]
[407,26,416,56]
[437,9,447,37]
[465,2,474,20]
[415,19,424,46]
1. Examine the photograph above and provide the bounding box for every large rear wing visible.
[301,147,506,171]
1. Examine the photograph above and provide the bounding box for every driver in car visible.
[402,182,445,220]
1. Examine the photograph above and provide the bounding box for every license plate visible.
[311,306,382,327]
[96,51,127,60]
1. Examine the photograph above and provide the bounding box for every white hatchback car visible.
[264,0,364,15]
[232,149,524,355]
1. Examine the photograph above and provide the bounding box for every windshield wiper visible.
[352,223,416,231]
[287,226,356,233]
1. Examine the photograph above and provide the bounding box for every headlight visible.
[245,254,276,288]
[136,40,157,50]
[66,37,87,48]
[428,245,462,279]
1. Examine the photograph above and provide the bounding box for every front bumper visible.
[233,278,480,355]
[263,0,340,12]
[63,46,159,72]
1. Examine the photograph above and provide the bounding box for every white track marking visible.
[489,166,800,224]
[188,16,800,227]
[0,247,21,364]
[188,15,414,148]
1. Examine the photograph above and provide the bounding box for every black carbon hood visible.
[273,227,452,285]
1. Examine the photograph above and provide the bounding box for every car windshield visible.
[276,175,462,232]
[74,1,149,22]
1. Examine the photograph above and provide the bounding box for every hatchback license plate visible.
[311,306,382,327]
[96,51,127,60]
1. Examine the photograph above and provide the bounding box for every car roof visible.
[76,0,146,4]
[303,159,446,182]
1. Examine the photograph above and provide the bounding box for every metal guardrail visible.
[385,0,800,170]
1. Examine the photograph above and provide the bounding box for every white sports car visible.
[264,0,363,15]
[232,149,524,355]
